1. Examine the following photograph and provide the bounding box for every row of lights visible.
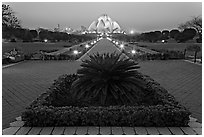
[112,40,136,55]
[73,39,98,55]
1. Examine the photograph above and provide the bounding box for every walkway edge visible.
[77,39,99,61]
[2,116,202,135]
[184,60,202,66]
[2,61,25,69]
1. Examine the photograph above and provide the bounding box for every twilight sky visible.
[5,2,202,33]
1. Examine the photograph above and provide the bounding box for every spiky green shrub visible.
[71,52,150,106]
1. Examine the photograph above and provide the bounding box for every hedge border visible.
[22,73,191,127]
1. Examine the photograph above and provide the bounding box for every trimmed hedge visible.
[22,105,190,127]
[22,73,191,127]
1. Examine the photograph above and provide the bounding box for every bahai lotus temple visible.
[88,14,125,34]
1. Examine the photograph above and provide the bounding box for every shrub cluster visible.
[22,105,190,127]
[152,49,185,60]
[123,50,185,61]
[43,54,77,60]
[22,73,191,127]
[2,58,12,65]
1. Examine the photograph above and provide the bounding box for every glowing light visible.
[44,39,48,42]
[106,37,112,41]
[85,44,90,48]
[73,50,79,55]
[131,50,136,54]
[115,42,119,45]
[130,30,134,34]
[120,44,124,49]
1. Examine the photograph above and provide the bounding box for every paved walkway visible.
[2,38,202,129]
[139,60,202,123]
[3,116,202,135]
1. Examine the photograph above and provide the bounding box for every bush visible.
[22,72,191,127]
[152,49,185,60]
[2,58,11,65]
[22,105,190,127]
[21,53,190,127]
[71,52,152,106]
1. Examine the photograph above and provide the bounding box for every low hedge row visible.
[124,51,184,61]
[22,73,191,127]
[22,105,190,127]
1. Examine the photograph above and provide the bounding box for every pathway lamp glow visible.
[85,44,90,49]
[120,44,124,49]
[116,42,119,45]
[131,49,136,54]
[73,50,79,55]
[44,39,48,42]
[130,30,134,34]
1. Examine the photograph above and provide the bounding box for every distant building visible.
[88,14,122,33]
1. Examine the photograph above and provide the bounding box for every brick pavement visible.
[138,60,202,123]
[2,60,81,129]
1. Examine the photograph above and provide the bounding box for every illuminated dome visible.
[88,14,121,33]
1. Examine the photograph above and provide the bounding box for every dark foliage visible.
[22,105,190,127]
[71,52,156,106]
[22,73,190,127]
[21,52,191,127]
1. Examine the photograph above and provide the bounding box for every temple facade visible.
[88,14,121,33]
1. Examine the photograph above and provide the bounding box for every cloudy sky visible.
[5,2,202,33]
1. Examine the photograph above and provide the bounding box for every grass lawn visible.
[136,42,202,58]
[2,42,74,55]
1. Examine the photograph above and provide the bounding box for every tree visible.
[2,4,21,28]
[23,29,34,42]
[71,52,148,106]
[30,30,38,39]
[161,30,169,40]
[170,29,180,39]
[179,16,202,43]
[186,45,201,63]
[182,28,197,41]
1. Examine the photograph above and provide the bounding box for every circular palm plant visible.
[71,52,147,106]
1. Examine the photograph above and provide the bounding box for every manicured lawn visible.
[136,42,202,58]
[2,42,73,54]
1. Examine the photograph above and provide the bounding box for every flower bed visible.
[22,73,190,127]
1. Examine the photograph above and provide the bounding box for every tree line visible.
[3,26,96,43]
[2,4,95,43]
[112,16,202,43]
[138,28,198,43]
